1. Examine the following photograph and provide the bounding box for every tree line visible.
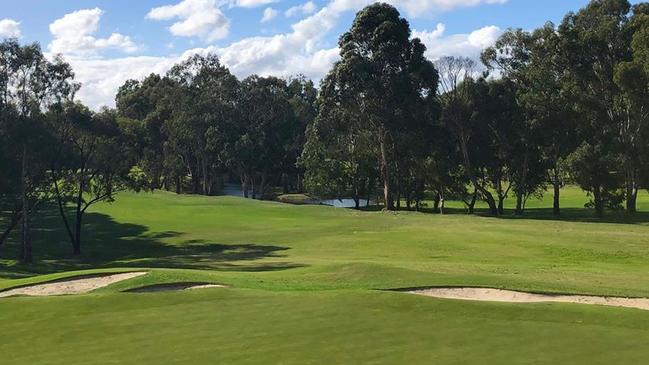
[303,0,649,216]
[0,42,317,262]
[1,0,648,263]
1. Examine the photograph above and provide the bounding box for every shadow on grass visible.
[0,205,303,279]
[357,205,649,225]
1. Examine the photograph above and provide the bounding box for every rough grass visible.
[0,187,649,364]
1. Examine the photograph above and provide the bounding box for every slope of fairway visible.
[2,187,649,296]
[1,188,649,364]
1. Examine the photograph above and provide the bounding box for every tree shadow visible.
[396,205,649,225]
[0,206,304,278]
[350,201,649,225]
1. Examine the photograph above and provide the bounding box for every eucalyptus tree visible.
[559,0,634,216]
[613,5,649,212]
[0,39,76,261]
[482,25,568,215]
[300,72,378,209]
[630,4,649,192]
[436,56,499,215]
[165,54,239,195]
[116,74,172,190]
[49,104,140,255]
[320,3,438,210]
[283,76,318,193]
[228,75,295,199]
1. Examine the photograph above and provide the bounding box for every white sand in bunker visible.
[409,287,649,311]
[0,272,148,298]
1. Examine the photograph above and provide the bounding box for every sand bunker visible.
[125,282,226,293]
[408,287,649,311]
[0,272,147,298]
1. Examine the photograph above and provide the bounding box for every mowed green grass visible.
[1,187,649,364]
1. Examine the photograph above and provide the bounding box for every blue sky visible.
[0,0,639,108]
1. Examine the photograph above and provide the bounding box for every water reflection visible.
[220,184,373,208]
[319,199,372,208]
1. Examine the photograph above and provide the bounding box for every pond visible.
[319,198,372,208]
[220,183,373,208]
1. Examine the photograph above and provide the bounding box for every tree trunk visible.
[241,174,248,198]
[395,186,401,210]
[202,162,208,195]
[258,171,267,200]
[53,173,76,253]
[162,176,169,191]
[467,189,477,215]
[515,151,529,216]
[439,193,445,215]
[20,145,32,263]
[459,133,498,215]
[296,174,303,193]
[0,209,21,247]
[497,196,505,215]
[625,168,638,214]
[175,175,181,194]
[282,173,289,194]
[433,195,440,212]
[72,180,84,255]
[379,132,394,211]
[73,212,82,255]
[593,185,604,217]
[552,167,561,216]
[515,192,524,216]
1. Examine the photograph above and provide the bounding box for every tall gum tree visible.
[559,0,634,216]
[322,3,438,210]
[482,24,577,216]
[436,56,499,215]
[0,40,76,262]
[614,5,649,212]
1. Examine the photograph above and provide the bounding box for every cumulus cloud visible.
[0,19,21,38]
[413,24,502,60]
[48,8,137,56]
[147,0,230,42]
[389,0,507,16]
[317,0,507,17]
[285,1,318,17]
[233,0,278,7]
[261,7,279,23]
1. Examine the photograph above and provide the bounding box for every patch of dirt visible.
[125,282,226,293]
[0,272,148,298]
[408,287,649,311]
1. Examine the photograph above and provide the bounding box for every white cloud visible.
[390,0,507,16]
[48,8,137,56]
[413,24,502,61]
[66,56,177,109]
[261,7,279,23]
[147,0,230,42]
[0,19,21,38]
[320,0,507,17]
[233,0,278,7]
[285,1,318,17]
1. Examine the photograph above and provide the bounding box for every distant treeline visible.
[1,0,649,263]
